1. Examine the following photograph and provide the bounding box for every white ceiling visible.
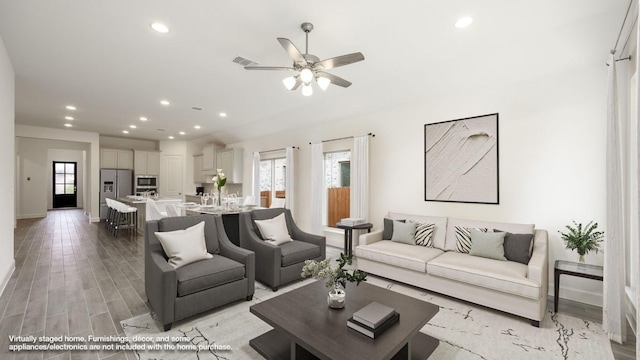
[0,1,628,144]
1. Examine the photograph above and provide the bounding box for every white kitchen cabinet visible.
[101,148,133,169]
[134,150,161,175]
[193,154,203,183]
[216,148,243,183]
[117,150,134,170]
[202,145,216,171]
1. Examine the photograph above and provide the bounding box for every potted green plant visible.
[558,221,604,263]
[301,253,367,308]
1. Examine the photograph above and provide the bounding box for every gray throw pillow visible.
[468,230,507,261]
[383,218,405,240]
[495,229,534,264]
[391,221,416,245]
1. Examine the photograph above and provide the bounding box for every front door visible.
[53,161,77,208]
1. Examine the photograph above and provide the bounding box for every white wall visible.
[99,135,158,151]
[0,36,15,296]
[47,148,85,209]
[16,138,90,217]
[228,60,610,306]
[16,125,100,221]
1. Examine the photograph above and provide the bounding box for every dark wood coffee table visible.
[250,281,439,360]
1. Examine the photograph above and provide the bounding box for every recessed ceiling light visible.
[219,112,227,117]
[179,131,185,135]
[65,116,74,120]
[151,22,170,34]
[130,125,137,129]
[160,100,170,106]
[122,130,129,134]
[64,123,72,127]
[194,125,201,129]
[139,116,148,121]
[454,16,473,28]
[168,136,174,139]
[65,105,76,111]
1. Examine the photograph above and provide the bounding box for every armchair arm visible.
[239,213,282,287]
[216,217,255,295]
[289,223,326,260]
[146,250,177,326]
[359,229,383,245]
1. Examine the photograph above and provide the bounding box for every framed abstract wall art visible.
[424,113,499,204]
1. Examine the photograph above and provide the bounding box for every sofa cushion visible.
[495,230,534,265]
[388,212,448,250]
[454,226,488,254]
[391,221,416,245]
[176,255,245,297]
[255,213,292,244]
[427,252,540,299]
[355,240,444,273]
[280,240,321,267]
[412,222,435,247]
[155,221,213,268]
[445,217,535,251]
[383,218,405,240]
[468,230,507,261]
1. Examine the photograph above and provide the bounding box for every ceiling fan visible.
[244,22,365,96]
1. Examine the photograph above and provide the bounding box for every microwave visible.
[136,176,158,188]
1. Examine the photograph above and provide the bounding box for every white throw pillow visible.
[155,221,212,268]
[254,213,293,245]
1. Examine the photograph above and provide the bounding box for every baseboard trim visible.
[16,213,46,219]
[89,216,100,223]
[0,260,16,297]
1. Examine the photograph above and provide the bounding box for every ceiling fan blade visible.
[291,77,303,90]
[317,71,352,88]
[314,52,365,70]
[277,38,307,66]
[244,66,295,71]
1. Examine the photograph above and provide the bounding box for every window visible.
[324,151,351,228]
[260,158,286,207]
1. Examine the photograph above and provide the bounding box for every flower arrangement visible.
[212,168,227,191]
[212,169,226,206]
[301,253,367,289]
[558,220,604,263]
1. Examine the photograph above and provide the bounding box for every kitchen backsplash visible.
[203,183,242,197]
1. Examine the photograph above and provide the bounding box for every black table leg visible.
[554,269,560,313]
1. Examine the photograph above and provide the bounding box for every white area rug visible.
[122,276,613,360]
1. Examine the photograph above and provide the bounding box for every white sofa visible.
[355,212,548,326]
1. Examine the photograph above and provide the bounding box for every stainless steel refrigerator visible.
[100,169,133,219]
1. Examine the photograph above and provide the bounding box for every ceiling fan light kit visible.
[244,22,364,96]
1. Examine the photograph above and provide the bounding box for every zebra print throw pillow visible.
[411,222,435,247]
[455,226,488,253]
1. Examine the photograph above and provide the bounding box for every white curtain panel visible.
[285,147,295,216]
[252,152,260,206]
[350,135,369,220]
[310,143,324,234]
[604,52,626,343]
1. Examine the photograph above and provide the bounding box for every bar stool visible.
[105,198,117,234]
[113,200,137,237]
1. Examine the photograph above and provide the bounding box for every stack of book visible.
[339,218,366,226]
[347,302,399,338]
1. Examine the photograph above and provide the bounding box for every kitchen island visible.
[186,206,258,246]
[117,196,182,234]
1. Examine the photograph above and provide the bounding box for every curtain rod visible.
[258,146,299,154]
[613,0,634,51]
[308,132,375,145]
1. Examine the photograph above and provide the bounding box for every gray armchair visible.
[239,208,325,291]
[145,214,255,331]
